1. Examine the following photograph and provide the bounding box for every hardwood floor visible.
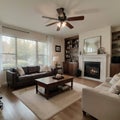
[0,77,101,120]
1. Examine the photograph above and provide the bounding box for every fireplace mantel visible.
[79,54,108,82]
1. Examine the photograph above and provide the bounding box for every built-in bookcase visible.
[64,35,79,76]
[64,35,79,62]
[112,31,120,57]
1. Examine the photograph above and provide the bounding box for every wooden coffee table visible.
[35,75,73,99]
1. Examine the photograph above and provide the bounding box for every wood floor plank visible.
[0,78,100,120]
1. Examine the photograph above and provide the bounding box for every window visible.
[0,36,16,69]
[0,35,50,69]
[38,42,48,65]
[17,38,36,66]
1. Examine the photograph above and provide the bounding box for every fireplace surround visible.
[79,54,107,82]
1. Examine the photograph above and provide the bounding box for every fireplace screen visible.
[84,62,100,79]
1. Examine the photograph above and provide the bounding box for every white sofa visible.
[82,74,120,120]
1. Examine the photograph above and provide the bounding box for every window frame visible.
[1,35,49,69]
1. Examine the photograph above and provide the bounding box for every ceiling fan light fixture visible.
[57,22,66,28]
[57,22,61,27]
[62,22,66,27]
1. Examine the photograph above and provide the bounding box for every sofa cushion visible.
[18,71,52,82]
[28,66,40,74]
[17,67,25,76]
[18,74,33,82]
[110,74,120,85]
[22,67,29,74]
[31,71,53,79]
[30,72,47,79]
[109,80,120,94]
[40,65,51,72]
[116,78,120,90]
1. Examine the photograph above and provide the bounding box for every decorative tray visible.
[52,76,64,80]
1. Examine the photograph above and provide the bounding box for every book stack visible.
[58,85,70,91]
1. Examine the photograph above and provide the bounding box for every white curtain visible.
[0,26,3,87]
[0,25,7,87]
[47,35,54,66]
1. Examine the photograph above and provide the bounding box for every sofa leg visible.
[82,110,86,116]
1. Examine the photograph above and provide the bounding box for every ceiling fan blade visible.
[67,16,84,21]
[42,16,58,20]
[46,22,58,26]
[66,22,74,29]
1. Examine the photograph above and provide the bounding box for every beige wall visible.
[79,26,111,76]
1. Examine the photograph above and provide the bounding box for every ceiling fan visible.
[42,8,84,31]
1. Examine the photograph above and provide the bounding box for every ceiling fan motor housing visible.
[58,15,66,21]
[57,8,67,21]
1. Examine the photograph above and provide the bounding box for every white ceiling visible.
[0,0,120,38]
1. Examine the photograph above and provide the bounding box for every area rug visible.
[13,82,88,120]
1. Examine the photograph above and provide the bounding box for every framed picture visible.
[55,45,61,52]
[83,36,101,55]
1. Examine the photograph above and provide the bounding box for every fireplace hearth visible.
[84,62,100,79]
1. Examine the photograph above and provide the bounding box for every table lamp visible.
[53,56,59,67]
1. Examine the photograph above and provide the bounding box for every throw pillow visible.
[28,66,40,74]
[116,80,120,91]
[118,72,120,76]
[40,66,47,72]
[109,74,120,85]
[109,80,120,94]
[47,66,52,72]
[17,67,25,76]
[40,65,50,72]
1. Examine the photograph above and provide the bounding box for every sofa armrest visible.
[82,87,120,120]
[6,70,18,88]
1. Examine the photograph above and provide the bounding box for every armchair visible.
[81,77,120,120]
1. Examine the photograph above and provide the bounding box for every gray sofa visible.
[6,66,54,89]
[82,75,120,120]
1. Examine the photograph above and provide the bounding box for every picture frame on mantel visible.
[83,36,101,55]
[55,45,61,52]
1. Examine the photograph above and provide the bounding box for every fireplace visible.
[79,55,107,82]
[84,62,100,79]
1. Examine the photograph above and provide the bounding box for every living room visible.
[0,0,120,120]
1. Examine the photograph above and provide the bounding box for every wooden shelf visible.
[63,62,78,76]
[64,36,79,76]
[64,35,79,62]
[110,64,120,77]
[112,31,120,57]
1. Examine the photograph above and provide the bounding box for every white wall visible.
[79,26,111,76]
[52,37,64,66]
[0,23,2,87]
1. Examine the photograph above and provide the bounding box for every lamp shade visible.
[53,56,59,67]
[53,56,59,62]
